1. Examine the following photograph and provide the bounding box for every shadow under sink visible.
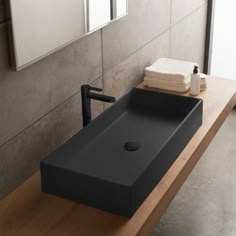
[41,88,203,217]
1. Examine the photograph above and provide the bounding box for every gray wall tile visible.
[102,0,171,72]
[170,4,207,71]
[104,30,170,99]
[0,24,102,147]
[171,0,207,25]
[0,77,104,199]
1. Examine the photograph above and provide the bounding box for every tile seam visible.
[0,76,102,150]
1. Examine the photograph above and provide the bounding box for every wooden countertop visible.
[1,76,236,236]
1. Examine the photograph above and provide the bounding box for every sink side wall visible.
[131,100,203,214]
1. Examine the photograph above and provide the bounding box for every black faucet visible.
[81,84,116,127]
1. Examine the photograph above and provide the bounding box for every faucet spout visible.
[81,84,116,127]
[89,92,116,103]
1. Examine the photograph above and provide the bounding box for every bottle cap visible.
[193,65,199,74]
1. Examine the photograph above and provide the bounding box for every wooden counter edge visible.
[137,82,236,236]
[1,77,236,236]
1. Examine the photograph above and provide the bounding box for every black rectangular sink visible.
[40,88,203,217]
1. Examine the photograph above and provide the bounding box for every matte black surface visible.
[41,88,203,217]
[81,84,115,127]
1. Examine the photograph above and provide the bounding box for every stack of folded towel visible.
[144,58,199,92]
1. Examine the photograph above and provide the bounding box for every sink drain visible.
[124,142,140,152]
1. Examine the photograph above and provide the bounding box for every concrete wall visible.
[0,0,207,198]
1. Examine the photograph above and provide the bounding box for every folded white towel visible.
[144,77,190,92]
[144,76,190,87]
[145,71,191,84]
[145,58,199,83]
[144,74,207,92]
[144,75,191,86]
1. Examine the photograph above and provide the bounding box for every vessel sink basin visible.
[41,88,203,217]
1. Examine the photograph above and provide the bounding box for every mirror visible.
[9,0,128,71]
[88,0,111,32]
[88,0,128,32]
[112,0,128,18]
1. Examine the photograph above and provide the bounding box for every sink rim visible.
[42,88,203,187]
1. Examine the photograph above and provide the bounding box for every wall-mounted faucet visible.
[81,85,116,127]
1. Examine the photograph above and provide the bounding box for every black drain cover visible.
[124,142,140,151]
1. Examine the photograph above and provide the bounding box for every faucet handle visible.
[89,86,103,92]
